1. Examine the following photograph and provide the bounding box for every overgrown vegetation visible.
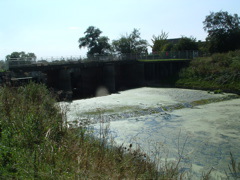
[176,50,240,94]
[0,82,186,179]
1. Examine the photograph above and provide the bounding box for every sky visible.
[0,0,240,60]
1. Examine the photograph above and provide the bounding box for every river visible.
[60,87,240,179]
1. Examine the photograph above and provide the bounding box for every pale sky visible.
[0,0,240,60]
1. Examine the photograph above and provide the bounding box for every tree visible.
[203,11,240,53]
[78,26,111,56]
[173,36,198,51]
[151,31,169,53]
[112,29,148,54]
[6,51,36,61]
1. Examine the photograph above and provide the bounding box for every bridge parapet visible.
[7,51,198,70]
[7,54,138,69]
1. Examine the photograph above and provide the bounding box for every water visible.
[61,87,240,179]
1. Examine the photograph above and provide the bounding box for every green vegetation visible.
[78,26,111,56]
[112,28,148,54]
[176,50,240,94]
[203,11,240,53]
[0,82,187,179]
[150,30,199,54]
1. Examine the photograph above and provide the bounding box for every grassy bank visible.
[176,50,240,94]
[0,83,185,179]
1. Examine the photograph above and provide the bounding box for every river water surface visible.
[61,87,240,179]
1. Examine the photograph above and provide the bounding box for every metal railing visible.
[139,50,199,60]
[6,51,199,69]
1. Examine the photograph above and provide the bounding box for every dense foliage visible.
[151,33,199,54]
[112,29,148,54]
[6,51,36,61]
[203,11,240,53]
[173,37,198,51]
[177,50,240,93]
[78,26,111,56]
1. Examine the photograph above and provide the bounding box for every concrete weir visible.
[9,59,190,99]
[51,60,189,99]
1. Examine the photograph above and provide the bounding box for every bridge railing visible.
[6,54,138,69]
[6,58,36,69]
[138,50,199,60]
[6,51,199,69]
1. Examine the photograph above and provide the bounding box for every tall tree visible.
[112,29,148,54]
[203,11,240,53]
[173,36,198,51]
[78,26,111,56]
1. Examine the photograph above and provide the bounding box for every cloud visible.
[68,26,81,30]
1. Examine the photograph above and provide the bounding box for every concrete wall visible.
[103,63,115,93]
[144,60,190,86]
[115,63,145,90]
[18,60,190,100]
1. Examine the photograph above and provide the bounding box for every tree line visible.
[4,10,240,64]
[79,11,240,56]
